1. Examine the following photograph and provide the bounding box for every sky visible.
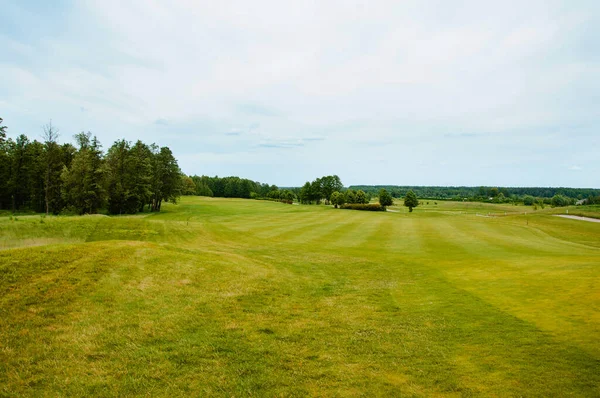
[1,0,599,188]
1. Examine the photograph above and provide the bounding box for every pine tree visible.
[61,132,106,214]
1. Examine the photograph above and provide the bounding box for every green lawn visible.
[1,197,599,396]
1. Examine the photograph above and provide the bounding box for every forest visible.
[0,119,182,215]
[350,185,600,204]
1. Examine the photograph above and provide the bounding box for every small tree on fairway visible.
[378,188,393,209]
[404,190,418,212]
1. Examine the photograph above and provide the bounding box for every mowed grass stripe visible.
[1,196,599,396]
[413,214,600,357]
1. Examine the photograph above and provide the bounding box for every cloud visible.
[257,139,304,149]
[568,165,583,171]
[1,1,599,187]
[236,103,281,117]
[444,132,492,138]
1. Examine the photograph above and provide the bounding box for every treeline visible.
[298,175,342,204]
[350,185,600,202]
[183,175,295,203]
[0,119,182,215]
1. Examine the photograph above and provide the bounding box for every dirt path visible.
[555,215,600,223]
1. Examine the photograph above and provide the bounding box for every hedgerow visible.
[340,203,384,211]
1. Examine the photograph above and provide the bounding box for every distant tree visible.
[191,175,213,197]
[310,178,323,204]
[42,121,64,215]
[320,175,343,204]
[345,189,356,204]
[478,186,486,198]
[280,189,295,202]
[523,195,535,206]
[355,190,368,204]
[25,140,46,212]
[61,132,106,214]
[181,175,196,195]
[330,191,345,208]
[149,145,182,211]
[0,118,9,209]
[551,194,569,207]
[378,188,393,209]
[105,139,130,214]
[7,134,31,211]
[299,182,312,204]
[404,190,419,212]
[128,141,153,212]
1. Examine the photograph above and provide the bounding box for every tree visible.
[299,182,312,204]
[149,145,182,211]
[404,190,418,212]
[310,178,323,204]
[355,190,368,204]
[378,188,393,209]
[105,139,132,214]
[42,121,64,215]
[330,191,345,208]
[61,132,106,214]
[181,175,196,195]
[551,194,569,207]
[523,195,535,206]
[0,119,12,209]
[320,175,343,204]
[129,141,153,212]
[345,189,356,204]
[7,134,31,211]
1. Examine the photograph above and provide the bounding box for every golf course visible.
[1,197,599,396]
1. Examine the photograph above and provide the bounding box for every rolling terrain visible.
[1,198,599,396]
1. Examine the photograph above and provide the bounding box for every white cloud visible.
[1,0,599,186]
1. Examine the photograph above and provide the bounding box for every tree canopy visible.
[378,189,393,208]
[0,119,182,215]
[404,190,419,212]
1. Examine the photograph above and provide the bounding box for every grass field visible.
[1,197,599,396]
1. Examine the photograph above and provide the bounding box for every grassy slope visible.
[1,197,599,396]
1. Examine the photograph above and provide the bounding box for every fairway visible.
[1,197,599,396]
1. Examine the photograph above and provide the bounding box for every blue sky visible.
[1,0,599,187]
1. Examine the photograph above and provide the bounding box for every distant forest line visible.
[348,185,600,202]
[2,117,599,215]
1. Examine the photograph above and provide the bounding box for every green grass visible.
[1,197,599,396]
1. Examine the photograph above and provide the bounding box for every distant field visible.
[1,197,599,396]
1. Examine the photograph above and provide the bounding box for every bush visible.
[340,203,384,211]
[551,194,570,207]
[523,195,535,206]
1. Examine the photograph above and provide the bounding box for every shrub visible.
[523,195,535,206]
[340,203,384,211]
[551,194,570,207]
